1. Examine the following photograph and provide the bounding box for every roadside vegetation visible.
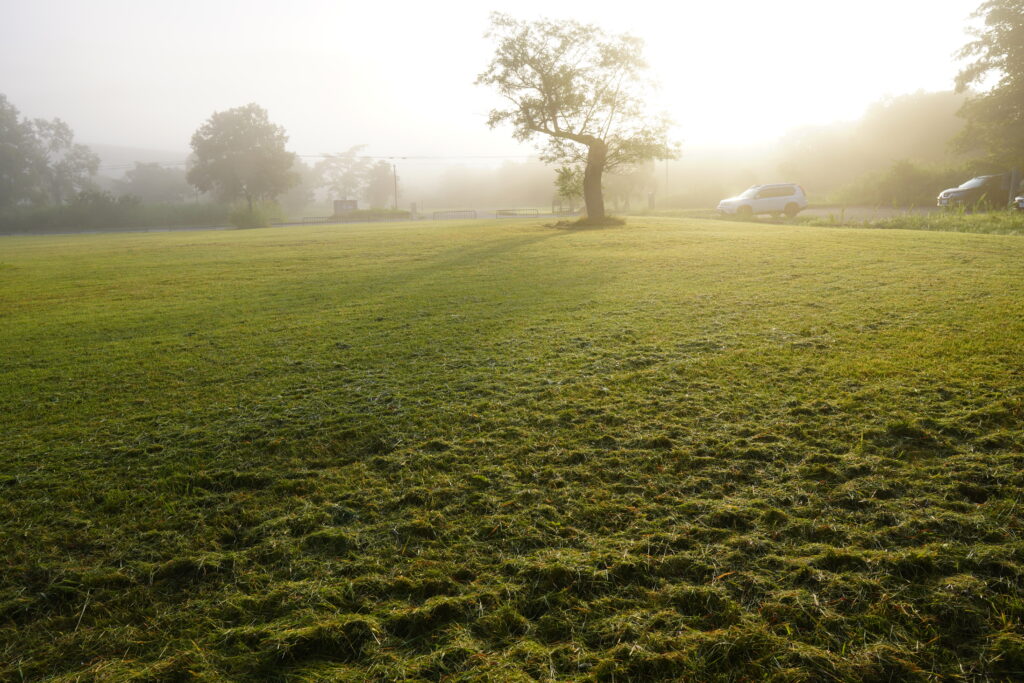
[3,216,1023,679]
[0,192,233,234]
[801,209,1024,235]
[634,207,1024,236]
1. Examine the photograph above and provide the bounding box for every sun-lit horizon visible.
[0,0,981,161]
[5,2,1024,679]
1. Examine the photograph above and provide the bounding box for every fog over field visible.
[6,2,1024,679]
[1,0,982,210]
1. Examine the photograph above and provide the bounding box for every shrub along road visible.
[2,217,1023,679]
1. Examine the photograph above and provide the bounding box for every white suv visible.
[717,183,808,218]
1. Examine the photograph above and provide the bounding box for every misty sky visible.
[1,0,981,167]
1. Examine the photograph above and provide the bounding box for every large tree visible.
[187,103,297,212]
[316,145,371,201]
[0,94,44,209]
[0,95,98,209]
[477,14,676,221]
[32,118,100,205]
[955,0,1024,168]
[316,149,396,209]
[364,161,395,209]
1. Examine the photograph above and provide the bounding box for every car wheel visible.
[737,205,753,219]
[784,203,800,218]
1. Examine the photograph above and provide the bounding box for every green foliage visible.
[0,93,99,209]
[778,91,970,195]
[277,159,319,217]
[0,190,231,234]
[187,103,298,208]
[554,165,583,200]
[835,160,979,207]
[334,208,410,221]
[229,202,281,229]
[477,14,676,219]
[3,218,1024,679]
[316,149,396,209]
[121,162,191,203]
[32,118,101,205]
[315,145,371,201]
[0,93,44,208]
[955,0,1024,166]
[800,207,1024,235]
[364,160,395,209]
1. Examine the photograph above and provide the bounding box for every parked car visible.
[937,174,1010,210]
[1014,194,1024,211]
[717,183,808,218]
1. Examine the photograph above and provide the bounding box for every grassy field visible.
[799,209,1024,235]
[637,207,1024,237]
[2,217,1024,680]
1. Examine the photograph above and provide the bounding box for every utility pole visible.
[392,163,398,210]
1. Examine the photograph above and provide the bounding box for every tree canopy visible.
[316,146,372,201]
[477,14,675,220]
[0,94,98,209]
[316,148,396,209]
[187,103,296,213]
[955,0,1024,168]
[122,162,191,203]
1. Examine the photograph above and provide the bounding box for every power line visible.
[296,154,537,160]
[97,152,539,172]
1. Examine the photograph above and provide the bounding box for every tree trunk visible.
[583,141,607,220]
[246,194,253,213]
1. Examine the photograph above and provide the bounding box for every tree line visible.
[2,0,1020,231]
[0,95,99,211]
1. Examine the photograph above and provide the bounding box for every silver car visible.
[717,183,808,218]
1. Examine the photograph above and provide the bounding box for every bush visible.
[333,209,411,222]
[230,202,283,229]
[834,160,991,207]
[0,191,231,234]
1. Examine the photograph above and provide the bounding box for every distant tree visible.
[0,95,99,209]
[364,161,394,209]
[0,94,45,209]
[32,118,100,205]
[605,162,656,210]
[477,14,676,221]
[187,103,297,214]
[122,162,191,203]
[955,0,1024,167]
[316,145,371,200]
[777,91,968,193]
[278,159,320,216]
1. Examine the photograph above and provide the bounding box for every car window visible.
[958,177,987,190]
[758,186,794,198]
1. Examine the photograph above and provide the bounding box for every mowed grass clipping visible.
[2,217,1024,680]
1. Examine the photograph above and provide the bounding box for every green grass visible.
[2,217,1024,680]
[799,208,1024,235]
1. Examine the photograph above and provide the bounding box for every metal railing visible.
[432,210,477,220]
[496,208,540,218]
